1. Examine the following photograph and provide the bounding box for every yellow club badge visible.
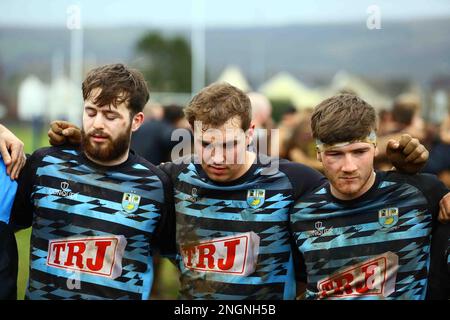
[378,208,399,228]
[247,189,266,209]
[122,192,141,214]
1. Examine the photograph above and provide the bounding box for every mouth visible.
[208,165,228,175]
[90,134,109,143]
[339,176,359,181]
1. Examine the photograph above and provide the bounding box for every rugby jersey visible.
[291,171,450,300]
[10,146,175,300]
[160,154,325,300]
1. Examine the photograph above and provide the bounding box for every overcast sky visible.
[1,0,450,28]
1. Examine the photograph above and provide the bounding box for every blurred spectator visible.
[440,112,450,144]
[282,110,322,171]
[422,111,450,187]
[375,94,426,170]
[390,94,425,140]
[163,104,190,130]
[248,92,277,156]
[278,105,299,157]
[378,109,395,136]
[280,105,299,128]
[131,104,188,165]
[143,102,164,121]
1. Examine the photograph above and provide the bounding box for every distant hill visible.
[1,18,450,89]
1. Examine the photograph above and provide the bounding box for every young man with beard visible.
[9,64,174,300]
[48,83,445,300]
[290,94,450,300]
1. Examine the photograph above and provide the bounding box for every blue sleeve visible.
[0,156,18,224]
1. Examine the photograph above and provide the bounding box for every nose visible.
[210,146,225,165]
[341,154,358,173]
[92,113,105,130]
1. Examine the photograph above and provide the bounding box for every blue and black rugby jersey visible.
[10,146,175,300]
[0,155,18,223]
[160,154,325,300]
[291,171,450,300]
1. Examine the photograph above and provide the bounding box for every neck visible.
[84,150,130,167]
[331,171,376,201]
[236,151,257,179]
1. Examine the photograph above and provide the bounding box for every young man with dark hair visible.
[48,83,445,300]
[10,63,175,300]
[291,94,450,300]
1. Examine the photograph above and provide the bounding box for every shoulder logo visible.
[247,189,265,209]
[122,192,141,214]
[378,208,399,228]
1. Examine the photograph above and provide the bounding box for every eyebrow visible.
[325,147,370,153]
[84,105,121,116]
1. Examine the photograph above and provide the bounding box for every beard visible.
[81,124,131,163]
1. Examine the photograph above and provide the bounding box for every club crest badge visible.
[378,208,399,228]
[247,189,265,209]
[122,192,141,214]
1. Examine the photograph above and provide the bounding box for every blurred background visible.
[2,0,450,299]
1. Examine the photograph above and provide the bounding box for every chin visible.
[338,186,363,198]
[206,172,229,182]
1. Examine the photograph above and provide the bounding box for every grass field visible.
[7,122,179,299]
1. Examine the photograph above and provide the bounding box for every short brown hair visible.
[311,94,377,144]
[184,82,251,130]
[82,63,149,116]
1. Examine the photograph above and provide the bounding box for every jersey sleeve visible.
[157,156,190,181]
[9,151,40,230]
[0,156,18,224]
[279,161,326,201]
[426,223,450,300]
[291,238,307,283]
[150,168,177,258]
[419,174,449,224]
[396,173,450,224]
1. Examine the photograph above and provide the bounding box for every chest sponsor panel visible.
[181,232,260,276]
[317,252,399,299]
[47,235,127,279]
